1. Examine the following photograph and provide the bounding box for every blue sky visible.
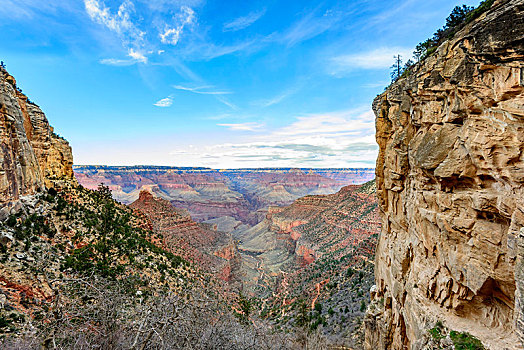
[1,0,480,168]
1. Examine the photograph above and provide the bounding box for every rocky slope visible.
[129,190,242,286]
[366,1,524,349]
[254,180,380,348]
[73,166,375,225]
[0,66,73,208]
[0,66,201,335]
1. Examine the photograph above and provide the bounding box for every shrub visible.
[450,330,485,350]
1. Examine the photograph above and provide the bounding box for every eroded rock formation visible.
[74,165,375,225]
[0,66,73,206]
[366,1,524,349]
[130,190,242,285]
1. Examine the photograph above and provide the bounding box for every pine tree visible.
[390,55,403,81]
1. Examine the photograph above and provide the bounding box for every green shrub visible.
[360,300,366,312]
[450,331,484,350]
[428,326,445,340]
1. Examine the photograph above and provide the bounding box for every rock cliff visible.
[0,66,73,206]
[366,0,524,349]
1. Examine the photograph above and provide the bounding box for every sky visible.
[0,0,481,168]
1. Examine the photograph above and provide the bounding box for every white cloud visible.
[84,0,149,63]
[330,47,413,73]
[172,84,237,110]
[217,122,264,131]
[223,8,266,32]
[127,48,147,63]
[159,6,195,45]
[99,58,137,66]
[169,108,378,168]
[154,96,173,107]
[85,0,131,33]
[172,84,231,95]
[99,48,148,65]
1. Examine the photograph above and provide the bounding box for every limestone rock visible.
[0,66,73,205]
[366,1,524,349]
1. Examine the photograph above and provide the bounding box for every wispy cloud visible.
[282,8,342,47]
[154,96,173,107]
[172,84,237,110]
[218,122,264,131]
[84,0,197,64]
[99,58,137,66]
[100,47,148,65]
[330,47,413,74]
[223,8,266,32]
[172,84,231,95]
[159,6,195,45]
[84,0,150,63]
[0,1,77,19]
[170,108,378,168]
[127,48,148,62]
[177,38,259,61]
[256,86,300,107]
[216,97,238,110]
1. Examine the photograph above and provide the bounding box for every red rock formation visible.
[73,166,375,225]
[237,181,380,299]
[130,191,241,284]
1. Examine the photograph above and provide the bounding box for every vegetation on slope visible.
[260,181,380,348]
[0,180,333,349]
[391,0,496,82]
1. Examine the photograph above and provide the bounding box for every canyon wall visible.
[0,66,73,206]
[256,181,380,347]
[366,0,524,349]
[129,190,242,286]
[74,166,374,225]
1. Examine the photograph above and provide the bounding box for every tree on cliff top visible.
[446,5,474,28]
[390,55,403,81]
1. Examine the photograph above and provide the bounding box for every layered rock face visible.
[0,66,73,205]
[74,166,374,225]
[130,191,242,284]
[236,181,380,296]
[252,181,380,347]
[367,1,524,349]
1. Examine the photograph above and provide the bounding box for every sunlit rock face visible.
[366,0,524,349]
[0,66,73,205]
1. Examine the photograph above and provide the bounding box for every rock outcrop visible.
[129,190,242,285]
[0,66,73,206]
[366,1,524,349]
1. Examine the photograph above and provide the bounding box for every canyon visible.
[2,0,523,348]
[74,165,374,225]
[0,60,382,348]
[366,0,524,349]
